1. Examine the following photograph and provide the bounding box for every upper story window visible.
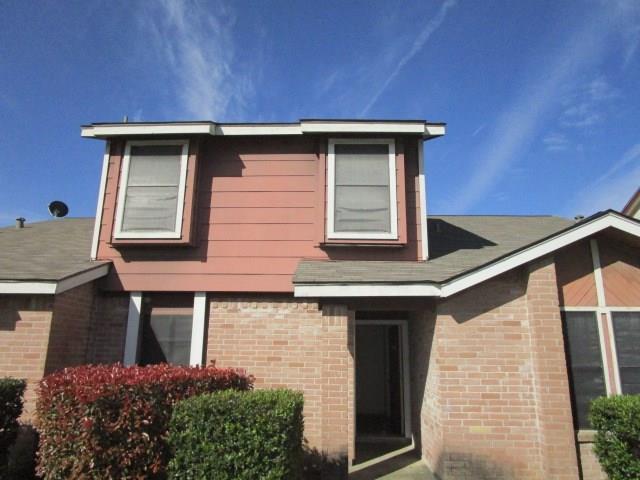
[327,139,398,240]
[114,140,189,239]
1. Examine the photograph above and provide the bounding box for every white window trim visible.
[326,138,398,240]
[113,139,189,240]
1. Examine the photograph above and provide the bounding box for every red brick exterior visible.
[419,258,580,479]
[0,283,105,417]
[205,297,354,475]
[2,251,626,478]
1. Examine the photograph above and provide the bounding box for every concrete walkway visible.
[349,449,436,479]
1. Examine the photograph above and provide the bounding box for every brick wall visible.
[88,292,128,364]
[205,296,353,477]
[45,282,96,374]
[577,432,607,480]
[418,258,580,480]
[0,295,54,417]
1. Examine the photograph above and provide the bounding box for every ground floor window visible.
[562,311,607,429]
[562,308,640,429]
[140,294,193,366]
[611,311,640,394]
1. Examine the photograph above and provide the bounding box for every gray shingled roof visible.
[0,218,107,281]
[294,215,574,284]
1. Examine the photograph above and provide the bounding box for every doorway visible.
[355,320,411,439]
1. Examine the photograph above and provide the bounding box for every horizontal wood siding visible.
[555,241,598,306]
[98,135,423,292]
[599,237,640,306]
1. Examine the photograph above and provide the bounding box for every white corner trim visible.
[123,292,143,366]
[440,214,640,298]
[418,139,429,260]
[294,283,441,297]
[190,292,207,366]
[326,138,398,240]
[605,311,623,394]
[0,264,110,295]
[590,239,607,307]
[91,141,110,260]
[113,139,189,240]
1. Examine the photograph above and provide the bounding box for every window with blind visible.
[611,311,640,395]
[140,307,193,366]
[114,141,189,239]
[562,311,607,429]
[327,139,397,240]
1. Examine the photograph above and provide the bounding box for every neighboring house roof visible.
[623,188,640,218]
[294,210,640,298]
[0,218,109,294]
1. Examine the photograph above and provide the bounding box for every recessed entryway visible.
[354,319,411,467]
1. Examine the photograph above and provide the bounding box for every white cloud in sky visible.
[542,132,571,152]
[565,143,640,216]
[450,1,639,213]
[359,0,457,116]
[139,0,252,120]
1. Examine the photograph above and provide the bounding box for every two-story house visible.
[1,119,639,479]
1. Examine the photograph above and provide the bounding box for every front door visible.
[355,323,405,437]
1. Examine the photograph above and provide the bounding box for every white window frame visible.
[114,139,189,239]
[326,138,398,240]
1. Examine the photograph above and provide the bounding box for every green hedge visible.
[36,363,252,479]
[0,378,26,477]
[590,395,640,480]
[168,389,304,480]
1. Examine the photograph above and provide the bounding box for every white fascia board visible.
[214,124,302,135]
[55,264,111,294]
[0,282,57,294]
[294,283,441,297]
[294,213,640,299]
[301,121,426,134]
[424,124,446,138]
[441,213,640,297]
[0,263,110,295]
[81,123,215,138]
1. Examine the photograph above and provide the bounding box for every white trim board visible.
[0,264,110,295]
[91,141,110,260]
[295,212,640,298]
[190,292,207,366]
[113,139,189,240]
[123,292,143,366]
[81,121,447,140]
[326,138,398,241]
[417,139,429,260]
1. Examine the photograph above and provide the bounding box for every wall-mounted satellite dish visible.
[48,201,69,218]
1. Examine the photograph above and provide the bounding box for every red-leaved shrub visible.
[36,363,252,479]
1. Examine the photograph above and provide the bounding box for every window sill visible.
[320,241,406,248]
[109,237,195,247]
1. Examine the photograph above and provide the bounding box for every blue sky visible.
[1,0,639,226]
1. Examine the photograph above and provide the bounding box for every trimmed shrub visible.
[168,389,304,479]
[36,363,252,480]
[0,378,26,477]
[590,395,640,480]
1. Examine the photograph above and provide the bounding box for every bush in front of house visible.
[590,395,640,480]
[168,389,304,480]
[0,378,26,477]
[36,363,253,480]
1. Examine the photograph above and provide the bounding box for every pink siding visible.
[555,241,598,306]
[97,135,424,292]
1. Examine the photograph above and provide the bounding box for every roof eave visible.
[81,120,447,139]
